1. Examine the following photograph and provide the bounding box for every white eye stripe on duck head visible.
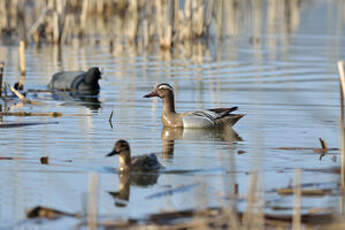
[157,83,173,91]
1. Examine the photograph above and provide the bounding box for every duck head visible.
[107,140,132,171]
[85,67,102,85]
[143,83,174,99]
[106,139,130,157]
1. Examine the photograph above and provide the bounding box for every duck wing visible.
[182,107,243,128]
[131,154,162,172]
[208,106,238,117]
[182,110,221,128]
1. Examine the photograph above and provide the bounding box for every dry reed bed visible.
[0,0,301,49]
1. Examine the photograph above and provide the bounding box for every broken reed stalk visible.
[292,169,302,230]
[337,60,345,187]
[318,137,328,152]
[87,172,99,230]
[5,82,45,106]
[108,110,114,128]
[19,40,26,89]
[108,110,114,123]
[0,62,4,97]
[5,81,26,102]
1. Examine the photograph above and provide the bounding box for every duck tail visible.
[218,114,245,127]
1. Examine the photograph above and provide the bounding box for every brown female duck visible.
[106,140,163,172]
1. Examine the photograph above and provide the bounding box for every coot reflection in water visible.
[50,91,102,111]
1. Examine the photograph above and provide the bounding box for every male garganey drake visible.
[144,83,244,128]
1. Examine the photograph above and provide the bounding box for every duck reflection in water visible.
[106,140,162,207]
[161,126,243,156]
[108,171,160,207]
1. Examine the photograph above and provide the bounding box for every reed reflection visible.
[108,171,159,207]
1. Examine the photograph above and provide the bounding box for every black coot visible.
[48,67,101,94]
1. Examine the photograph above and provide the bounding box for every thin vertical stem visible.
[19,41,25,75]
[292,169,302,230]
[243,171,258,230]
[19,41,26,89]
[87,172,99,230]
[0,62,4,97]
[337,61,345,187]
[338,61,345,121]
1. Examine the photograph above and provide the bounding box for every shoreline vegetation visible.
[0,0,300,49]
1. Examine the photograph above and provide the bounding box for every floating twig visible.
[0,111,91,117]
[0,156,24,160]
[26,206,80,219]
[278,188,331,196]
[277,137,338,154]
[27,89,53,93]
[0,121,58,128]
[108,110,114,128]
[0,111,62,117]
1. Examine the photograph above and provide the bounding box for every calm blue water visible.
[0,1,344,228]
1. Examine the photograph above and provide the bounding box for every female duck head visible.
[106,140,132,171]
[143,83,174,99]
[106,139,130,157]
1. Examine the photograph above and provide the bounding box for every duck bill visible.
[143,91,158,98]
[106,150,119,157]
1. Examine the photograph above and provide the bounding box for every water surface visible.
[0,1,344,228]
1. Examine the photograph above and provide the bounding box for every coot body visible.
[48,67,101,94]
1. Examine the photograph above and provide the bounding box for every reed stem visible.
[337,61,345,187]
[87,172,99,230]
[292,169,301,230]
[0,62,4,97]
[19,40,26,89]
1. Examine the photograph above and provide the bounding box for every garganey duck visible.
[144,83,244,128]
[48,67,102,94]
[106,140,163,172]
